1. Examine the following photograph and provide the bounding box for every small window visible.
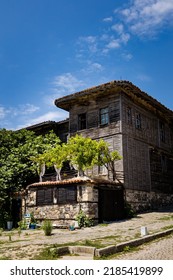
[100,107,109,125]
[159,121,165,142]
[127,107,132,124]
[37,188,53,205]
[135,113,142,129]
[57,186,77,204]
[78,113,86,130]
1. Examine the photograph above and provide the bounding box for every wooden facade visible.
[55,80,173,211]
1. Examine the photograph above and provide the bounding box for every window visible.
[100,107,109,125]
[37,188,53,205]
[159,121,165,142]
[56,186,77,204]
[78,113,86,130]
[135,113,142,129]
[127,107,132,124]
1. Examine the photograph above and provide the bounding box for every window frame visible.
[159,121,166,143]
[135,113,142,129]
[78,113,87,130]
[127,107,132,124]
[36,188,53,205]
[99,107,109,126]
[56,186,77,204]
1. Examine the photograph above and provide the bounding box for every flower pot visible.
[7,221,13,230]
[30,224,36,229]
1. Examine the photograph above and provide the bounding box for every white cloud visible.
[77,36,98,53]
[121,52,133,61]
[103,17,113,22]
[105,39,121,50]
[43,73,86,106]
[51,73,85,96]
[11,104,40,116]
[0,106,6,119]
[119,0,173,36]
[81,61,104,75]
[111,23,124,34]
[16,110,68,130]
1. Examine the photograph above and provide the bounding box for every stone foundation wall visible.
[126,189,173,212]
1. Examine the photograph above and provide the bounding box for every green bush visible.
[42,220,52,236]
[75,210,93,228]
[18,219,27,230]
[124,202,135,218]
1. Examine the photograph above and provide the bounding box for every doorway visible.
[98,187,124,222]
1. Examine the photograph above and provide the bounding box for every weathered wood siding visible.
[69,93,124,181]
[69,93,120,137]
[121,94,173,193]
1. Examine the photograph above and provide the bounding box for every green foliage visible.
[18,219,27,230]
[0,228,3,236]
[32,247,58,260]
[97,139,122,181]
[75,210,94,228]
[124,202,135,218]
[42,220,53,236]
[67,135,99,176]
[30,134,122,180]
[0,128,60,226]
[30,212,36,224]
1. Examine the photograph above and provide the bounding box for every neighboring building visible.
[25,80,173,225]
[26,119,69,142]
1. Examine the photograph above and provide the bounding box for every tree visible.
[97,139,122,182]
[0,129,60,226]
[67,134,99,176]
[32,143,67,181]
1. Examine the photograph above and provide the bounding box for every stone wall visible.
[126,189,173,212]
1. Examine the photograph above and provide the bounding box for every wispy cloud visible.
[44,73,86,106]
[0,103,40,129]
[10,104,40,116]
[0,106,6,119]
[76,0,173,60]
[16,110,68,130]
[103,16,113,22]
[117,0,173,36]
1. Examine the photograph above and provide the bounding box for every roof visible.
[54,80,173,120]
[27,176,122,189]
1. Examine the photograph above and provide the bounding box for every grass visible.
[32,247,61,260]
[158,215,173,221]
[161,225,173,230]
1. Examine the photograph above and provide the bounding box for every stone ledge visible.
[95,228,173,257]
[53,228,173,258]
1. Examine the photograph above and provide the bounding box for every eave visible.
[54,80,173,122]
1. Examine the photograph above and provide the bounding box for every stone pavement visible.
[113,234,173,260]
[1,206,173,260]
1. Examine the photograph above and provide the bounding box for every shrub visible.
[124,202,135,218]
[75,210,93,228]
[42,220,52,236]
[18,219,27,230]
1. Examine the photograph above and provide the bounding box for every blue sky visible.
[0,0,173,130]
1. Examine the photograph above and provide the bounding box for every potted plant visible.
[6,214,13,230]
[29,212,36,229]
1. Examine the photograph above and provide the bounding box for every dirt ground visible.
[0,207,173,260]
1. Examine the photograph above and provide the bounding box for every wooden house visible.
[24,80,173,226]
[54,80,173,212]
